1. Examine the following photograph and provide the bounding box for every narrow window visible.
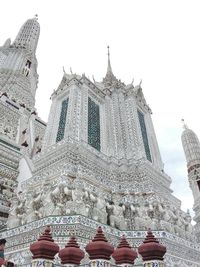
[197,180,200,191]
[88,97,100,151]
[23,60,32,76]
[137,110,152,162]
[26,60,31,68]
[56,99,69,142]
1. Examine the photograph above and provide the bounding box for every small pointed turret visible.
[138,230,166,262]
[85,226,114,260]
[181,120,200,171]
[30,226,59,260]
[13,15,40,52]
[112,235,137,266]
[59,236,84,265]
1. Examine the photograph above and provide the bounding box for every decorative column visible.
[138,230,166,267]
[30,226,59,267]
[112,235,137,267]
[59,236,84,267]
[85,226,114,267]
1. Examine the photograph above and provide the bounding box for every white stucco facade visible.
[0,17,199,267]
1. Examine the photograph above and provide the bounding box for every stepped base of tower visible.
[1,215,200,267]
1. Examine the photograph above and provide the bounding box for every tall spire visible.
[103,46,118,86]
[181,122,200,242]
[0,16,40,108]
[107,46,112,74]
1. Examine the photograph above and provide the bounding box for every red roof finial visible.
[30,226,59,260]
[138,229,166,261]
[59,236,84,265]
[85,226,114,260]
[112,235,137,264]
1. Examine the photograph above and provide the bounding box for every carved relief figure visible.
[91,195,107,224]
[7,192,26,228]
[107,196,126,230]
[26,191,44,223]
[71,188,90,217]
[50,182,72,215]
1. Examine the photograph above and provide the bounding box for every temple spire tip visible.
[107,45,110,58]
[103,46,118,86]
[181,119,189,130]
[106,45,112,74]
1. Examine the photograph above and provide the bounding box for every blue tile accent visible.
[88,97,100,151]
[56,99,69,142]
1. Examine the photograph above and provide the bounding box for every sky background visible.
[1,0,200,214]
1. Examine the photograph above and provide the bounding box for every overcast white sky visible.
[1,0,200,214]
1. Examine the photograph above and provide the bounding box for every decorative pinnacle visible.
[117,235,132,248]
[143,229,159,244]
[181,119,188,130]
[34,14,38,20]
[112,235,137,264]
[30,225,59,260]
[93,226,108,242]
[138,229,166,261]
[107,45,112,74]
[107,46,110,59]
[103,46,118,86]
[37,225,54,242]
[85,226,114,260]
[59,236,84,265]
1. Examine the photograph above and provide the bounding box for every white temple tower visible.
[17,47,182,231]
[0,19,200,266]
[0,16,46,229]
[181,121,200,241]
[43,47,164,170]
[0,15,40,108]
